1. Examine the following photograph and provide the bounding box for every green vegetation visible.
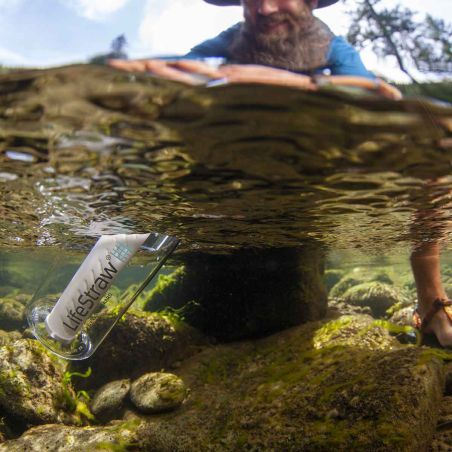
[58,367,94,422]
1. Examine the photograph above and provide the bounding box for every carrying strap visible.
[413,298,452,331]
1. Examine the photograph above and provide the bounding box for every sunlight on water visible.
[0,65,450,256]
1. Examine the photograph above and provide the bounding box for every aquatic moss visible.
[418,348,452,365]
[143,267,185,312]
[56,367,94,422]
[94,442,138,451]
[312,316,354,347]
[341,281,403,317]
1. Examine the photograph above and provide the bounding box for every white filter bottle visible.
[45,233,149,342]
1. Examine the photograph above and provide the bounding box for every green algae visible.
[143,267,185,312]
[313,316,355,347]
[57,367,94,422]
[419,348,452,365]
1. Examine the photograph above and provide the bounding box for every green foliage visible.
[347,0,452,81]
[59,367,94,422]
[158,300,199,324]
[62,367,92,386]
[397,82,452,103]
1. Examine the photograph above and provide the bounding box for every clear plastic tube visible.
[26,232,179,360]
[45,234,150,342]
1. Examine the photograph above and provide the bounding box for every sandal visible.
[413,298,452,347]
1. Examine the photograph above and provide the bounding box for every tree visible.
[346,0,452,83]
[110,34,128,59]
[89,34,128,65]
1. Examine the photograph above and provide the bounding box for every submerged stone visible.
[0,330,21,346]
[90,379,131,423]
[324,269,345,292]
[0,418,12,444]
[388,306,415,327]
[0,420,144,452]
[130,372,188,414]
[134,314,444,451]
[146,247,327,341]
[0,298,25,331]
[329,268,394,299]
[0,339,77,425]
[69,311,205,390]
[341,281,404,318]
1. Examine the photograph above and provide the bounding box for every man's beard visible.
[229,15,334,72]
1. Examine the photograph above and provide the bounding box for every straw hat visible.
[204,0,339,8]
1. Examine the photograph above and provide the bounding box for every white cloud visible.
[0,46,28,66]
[136,0,242,56]
[61,0,131,21]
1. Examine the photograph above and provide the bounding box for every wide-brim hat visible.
[204,0,339,8]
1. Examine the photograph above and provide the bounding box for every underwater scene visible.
[0,63,451,451]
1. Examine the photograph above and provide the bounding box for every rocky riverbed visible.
[0,264,451,450]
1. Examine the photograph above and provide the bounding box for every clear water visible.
[0,65,451,251]
[0,64,451,305]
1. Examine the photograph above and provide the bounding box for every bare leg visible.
[410,242,452,346]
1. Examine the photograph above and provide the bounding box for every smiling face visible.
[241,0,316,46]
[230,0,332,71]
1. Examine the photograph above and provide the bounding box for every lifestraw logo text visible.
[62,260,118,332]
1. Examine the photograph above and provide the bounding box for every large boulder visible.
[0,339,78,425]
[0,421,145,452]
[0,316,446,450]
[135,314,444,451]
[144,247,327,341]
[69,310,206,390]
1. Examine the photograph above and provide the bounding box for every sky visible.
[0,0,450,82]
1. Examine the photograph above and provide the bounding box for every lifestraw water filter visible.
[26,232,179,360]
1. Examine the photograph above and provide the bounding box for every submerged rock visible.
[69,311,205,390]
[0,420,144,452]
[130,372,188,414]
[0,329,21,346]
[430,395,452,450]
[388,306,415,327]
[329,268,394,299]
[324,269,345,292]
[0,418,12,444]
[146,247,327,341]
[0,339,77,425]
[0,315,445,450]
[135,314,443,451]
[341,281,403,317]
[0,298,25,331]
[90,379,131,423]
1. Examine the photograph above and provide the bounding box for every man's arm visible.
[327,36,376,79]
[185,23,241,60]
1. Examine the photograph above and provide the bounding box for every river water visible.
[0,64,451,296]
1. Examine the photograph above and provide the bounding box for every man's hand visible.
[108,59,401,99]
[108,59,223,85]
[219,64,316,90]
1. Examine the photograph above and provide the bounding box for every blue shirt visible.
[185,23,375,79]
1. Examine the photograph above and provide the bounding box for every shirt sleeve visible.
[184,23,241,60]
[327,36,376,79]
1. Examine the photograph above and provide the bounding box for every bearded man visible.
[188,0,372,77]
[110,0,400,99]
[108,0,411,341]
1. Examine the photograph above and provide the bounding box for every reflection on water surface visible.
[0,64,450,255]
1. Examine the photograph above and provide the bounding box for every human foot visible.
[414,298,452,347]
